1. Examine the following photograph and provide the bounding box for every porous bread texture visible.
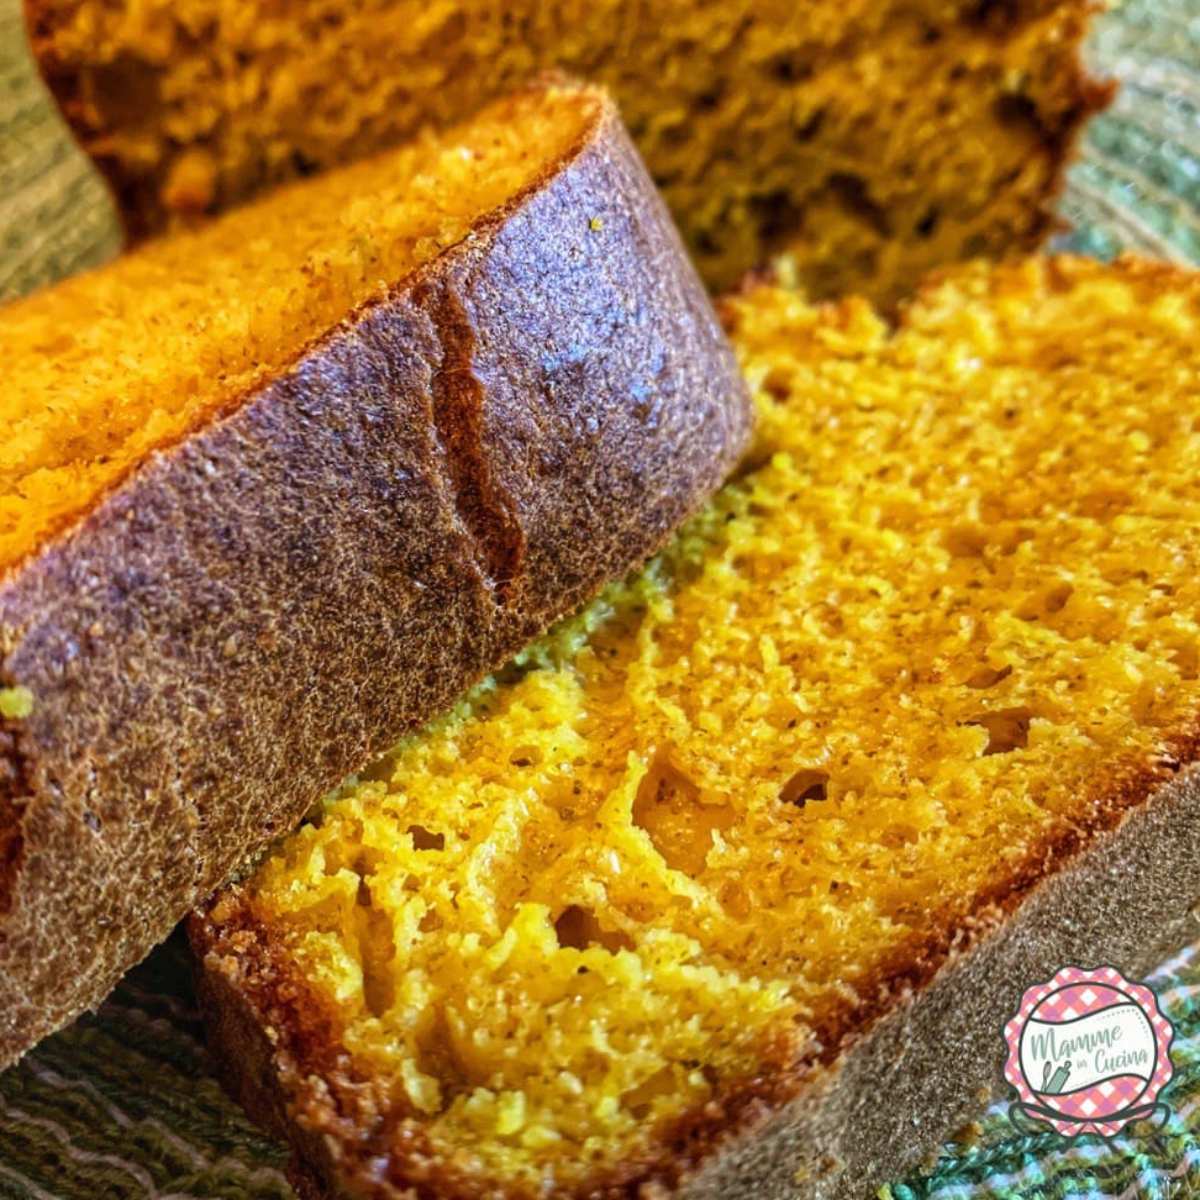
[26,0,1110,303]
[0,78,752,1065]
[195,256,1200,1200]
[0,83,594,575]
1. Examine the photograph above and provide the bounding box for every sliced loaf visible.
[194,256,1200,1199]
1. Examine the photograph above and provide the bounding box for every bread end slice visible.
[0,78,751,1066]
[192,766,1200,1199]
[26,0,1110,304]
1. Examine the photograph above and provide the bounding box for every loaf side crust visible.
[0,85,752,1066]
[676,767,1200,1198]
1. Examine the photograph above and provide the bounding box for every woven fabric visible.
[0,0,119,303]
[1,1,1200,1197]
[1056,0,1200,266]
[0,935,292,1200]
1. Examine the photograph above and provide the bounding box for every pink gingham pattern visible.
[1002,965,1175,1138]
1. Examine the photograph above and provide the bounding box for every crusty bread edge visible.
[0,80,751,1066]
[676,765,1200,1199]
[1006,1,1116,256]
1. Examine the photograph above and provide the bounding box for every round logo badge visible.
[1002,965,1175,1138]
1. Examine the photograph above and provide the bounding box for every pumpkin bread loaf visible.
[195,257,1200,1199]
[26,0,1111,303]
[0,79,751,1067]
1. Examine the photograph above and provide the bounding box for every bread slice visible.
[0,78,752,1068]
[193,256,1200,1199]
[25,0,1110,303]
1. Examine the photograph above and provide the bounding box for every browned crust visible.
[192,254,1200,1199]
[1001,2,1116,256]
[0,81,753,1067]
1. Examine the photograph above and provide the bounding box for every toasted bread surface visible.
[195,256,1200,1198]
[0,79,751,1065]
[25,0,1109,302]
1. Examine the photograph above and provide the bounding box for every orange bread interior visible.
[207,257,1200,1196]
[0,82,600,575]
[29,0,1107,301]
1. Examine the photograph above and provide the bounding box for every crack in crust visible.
[423,279,527,605]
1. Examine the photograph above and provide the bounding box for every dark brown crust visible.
[0,82,753,1067]
[997,2,1116,260]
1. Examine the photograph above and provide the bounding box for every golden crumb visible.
[161,147,219,214]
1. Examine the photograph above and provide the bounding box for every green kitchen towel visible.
[2,2,1200,1198]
